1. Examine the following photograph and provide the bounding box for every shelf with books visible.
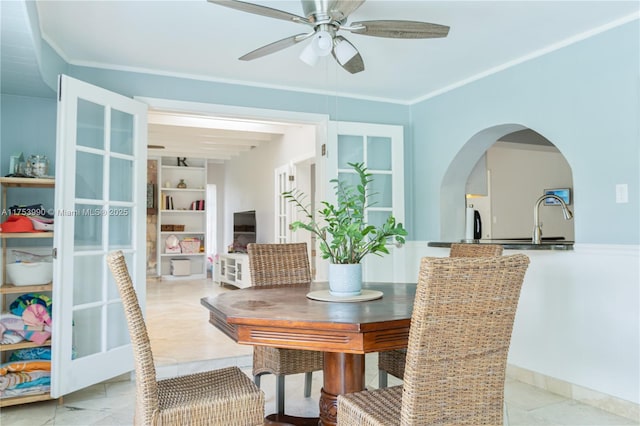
[157,157,207,279]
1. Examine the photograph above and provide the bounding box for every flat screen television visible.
[232,210,256,253]
[544,188,571,206]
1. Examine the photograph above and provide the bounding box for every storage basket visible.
[180,239,201,254]
[6,262,53,286]
[161,224,185,232]
[171,259,191,276]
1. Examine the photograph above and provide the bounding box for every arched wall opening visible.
[440,124,574,243]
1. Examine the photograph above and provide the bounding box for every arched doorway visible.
[441,124,574,242]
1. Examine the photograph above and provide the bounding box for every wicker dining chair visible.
[106,251,265,426]
[247,243,324,415]
[449,242,504,258]
[338,254,529,426]
[378,243,504,388]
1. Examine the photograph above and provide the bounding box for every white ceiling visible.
[2,1,638,161]
[34,0,639,102]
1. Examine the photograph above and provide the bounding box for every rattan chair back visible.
[340,254,529,425]
[247,243,311,286]
[107,251,265,426]
[401,254,529,424]
[378,242,505,386]
[106,251,159,424]
[245,243,323,415]
[449,243,503,257]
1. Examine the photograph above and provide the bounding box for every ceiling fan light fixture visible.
[300,29,335,67]
[334,38,358,65]
[312,30,333,56]
[299,42,319,66]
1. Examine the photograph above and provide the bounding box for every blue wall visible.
[1,94,56,211]
[410,21,639,244]
[67,65,411,129]
[2,20,638,244]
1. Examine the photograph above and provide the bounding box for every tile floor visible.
[1,278,637,425]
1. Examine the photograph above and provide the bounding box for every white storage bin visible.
[6,262,53,286]
[170,259,191,276]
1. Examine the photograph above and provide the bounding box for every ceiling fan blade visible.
[207,0,309,25]
[239,33,313,61]
[348,20,450,39]
[338,52,365,74]
[329,0,366,20]
[331,36,364,74]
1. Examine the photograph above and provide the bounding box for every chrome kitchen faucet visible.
[532,194,573,244]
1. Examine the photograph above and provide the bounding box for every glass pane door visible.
[327,121,404,282]
[274,164,291,243]
[51,75,147,397]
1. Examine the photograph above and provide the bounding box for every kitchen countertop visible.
[428,239,574,251]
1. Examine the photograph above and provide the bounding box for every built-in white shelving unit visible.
[157,157,207,279]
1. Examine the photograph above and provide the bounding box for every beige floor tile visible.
[61,383,107,405]
[505,379,569,410]
[103,379,136,399]
[0,399,58,425]
[507,403,561,425]
[147,278,252,365]
[526,399,639,426]
[50,408,115,426]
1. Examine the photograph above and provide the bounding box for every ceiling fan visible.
[207,0,449,74]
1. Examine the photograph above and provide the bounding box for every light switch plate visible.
[616,184,628,203]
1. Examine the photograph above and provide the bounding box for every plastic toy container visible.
[6,262,53,286]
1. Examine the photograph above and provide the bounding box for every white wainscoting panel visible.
[401,242,639,408]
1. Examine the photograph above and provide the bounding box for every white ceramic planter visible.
[328,263,362,296]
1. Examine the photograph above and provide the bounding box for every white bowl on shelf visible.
[6,262,53,286]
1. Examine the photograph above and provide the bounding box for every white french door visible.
[51,75,147,397]
[274,164,293,243]
[325,121,405,282]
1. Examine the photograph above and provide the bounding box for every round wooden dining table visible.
[201,281,416,426]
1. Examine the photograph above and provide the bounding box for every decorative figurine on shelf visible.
[177,179,187,189]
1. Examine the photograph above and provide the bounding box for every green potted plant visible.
[283,162,407,296]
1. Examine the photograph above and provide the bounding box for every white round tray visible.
[306,289,383,303]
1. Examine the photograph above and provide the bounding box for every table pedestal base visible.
[264,413,319,425]
[319,352,365,426]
